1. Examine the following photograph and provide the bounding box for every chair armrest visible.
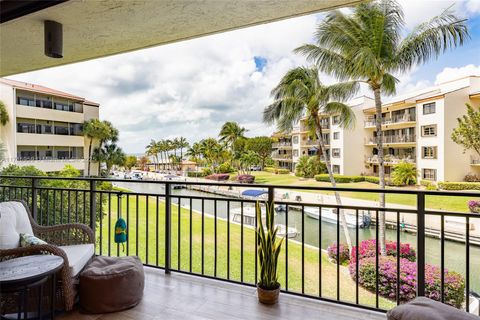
[35,223,95,246]
[0,244,69,265]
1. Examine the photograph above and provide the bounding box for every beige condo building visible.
[0,78,100,174]
[272,76,480,183]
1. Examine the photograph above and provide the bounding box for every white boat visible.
[231,205,265,226]
[304,206,358,228]
[275,224,298,238]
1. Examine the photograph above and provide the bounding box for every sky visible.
[10,0,480,154]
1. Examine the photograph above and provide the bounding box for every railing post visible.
[31,177,38,221]
[267,186,274,208]
[416,192,426,297]
[165,182,171,274]
[89,180,96,234]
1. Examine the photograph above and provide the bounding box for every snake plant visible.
[256,201,284,290]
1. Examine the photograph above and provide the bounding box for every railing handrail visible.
[0,175,479,197]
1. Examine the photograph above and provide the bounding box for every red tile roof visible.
[0,78,99,106]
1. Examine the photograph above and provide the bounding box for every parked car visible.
[250,166,262,171]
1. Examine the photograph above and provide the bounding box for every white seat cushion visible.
[59,244,95,277]
[0,201,34,249]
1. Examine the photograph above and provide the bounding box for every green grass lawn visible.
[252,171,477,213]
[97,194,395,310]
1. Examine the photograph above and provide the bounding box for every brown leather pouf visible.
[79,256,144,313]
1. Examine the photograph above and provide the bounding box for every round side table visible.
[0,255,64,320]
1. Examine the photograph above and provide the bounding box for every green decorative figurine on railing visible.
[114,194,127,251]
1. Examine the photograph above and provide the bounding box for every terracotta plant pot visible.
[257,285,280,305]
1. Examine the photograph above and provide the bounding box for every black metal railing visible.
[0,175,479,315]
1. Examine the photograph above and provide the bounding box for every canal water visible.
[117,181,480,293]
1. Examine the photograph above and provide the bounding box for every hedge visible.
[314,174,365,183]
[364,176,380,184]
[237,174,255,184]
[265,167,290,174]
[437,181,480,191]
[187,171,206,178]
[350,239,416,264]
[205,174,230,181]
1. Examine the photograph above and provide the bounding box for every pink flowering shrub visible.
[237,174,255,184]
[350,239,416,264]
[205,174,230,181]
[468,200,480,213]
[349,256,465,308]
[327,243,350,264]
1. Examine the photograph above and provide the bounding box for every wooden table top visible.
[0,255,63,284]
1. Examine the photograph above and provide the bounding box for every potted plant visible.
[256,202,284,304]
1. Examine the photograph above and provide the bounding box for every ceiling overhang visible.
[0,0,362,77]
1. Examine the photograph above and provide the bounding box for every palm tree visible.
[83,119,112,176]
[146,139,159,170]
[0,100,9,126]
[186,142,202,162]
[219,121,247,151]
[294,0,468,255]
[177,137,189,161]
[264,66,358,249]
[94,143,126,176]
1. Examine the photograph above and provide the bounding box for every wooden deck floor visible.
[59,267,386,320]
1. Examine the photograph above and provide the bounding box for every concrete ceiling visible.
[0,0,362,77]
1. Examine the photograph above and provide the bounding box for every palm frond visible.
[324,102,356,129]
[395,8,469,71]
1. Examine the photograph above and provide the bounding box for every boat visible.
[231,205,265,226]
[163,174,186,189]
[275,224,298,238]
[303,206,359,228]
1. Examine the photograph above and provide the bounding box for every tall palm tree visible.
[219,121,247,151]
[83,119,111,176]
[146,139,159,170]
[177,137,189,161]
[186,142,202,162]
[264,66,358,249]
[0,100,9,126]
[93,143,126,176]
[294,0,468,255]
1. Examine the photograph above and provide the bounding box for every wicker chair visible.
[0,200,95,312]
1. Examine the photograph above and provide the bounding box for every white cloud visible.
[8,1,479,154]
[435,64,480,84]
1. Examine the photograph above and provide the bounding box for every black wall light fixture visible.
[44,20,63,58]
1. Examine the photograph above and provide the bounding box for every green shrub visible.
[217,162,234,173]
[265,167,290,174]
[438,181,480,191]
[391,162,417,186]
[425,184,438,191]
[364,176,380,184]
[202,167,212,176]
[187,171,206,178]
[295,156,326,178]
[314,174,365,183]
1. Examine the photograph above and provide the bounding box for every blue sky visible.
[10,0,480,154]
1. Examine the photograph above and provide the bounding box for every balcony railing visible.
[272,154,292,160]
[272,142,292,148]
[471,157,480,165]
[0,176,479,315]
[366,155,416,165]
[366,135,416,144]
[365,115,416,128]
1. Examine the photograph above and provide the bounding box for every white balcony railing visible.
[365,135,416,144]
[366,155,415,165]
[364,114,416,127]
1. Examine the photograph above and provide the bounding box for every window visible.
[422,169,437,181]
[293,136,299,144]
[332,115,340,125]
[57,151,70,159]
[423,102,436,115]
[17,97,35,106]
[421,125,437,137]
[333,132,340,140]
[332,148,341,158]
[422,146,437,159]
[332,165,340,174]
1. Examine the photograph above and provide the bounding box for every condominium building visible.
[364,76,480,182]
[271,76,480,182]
[0,78,100,174]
